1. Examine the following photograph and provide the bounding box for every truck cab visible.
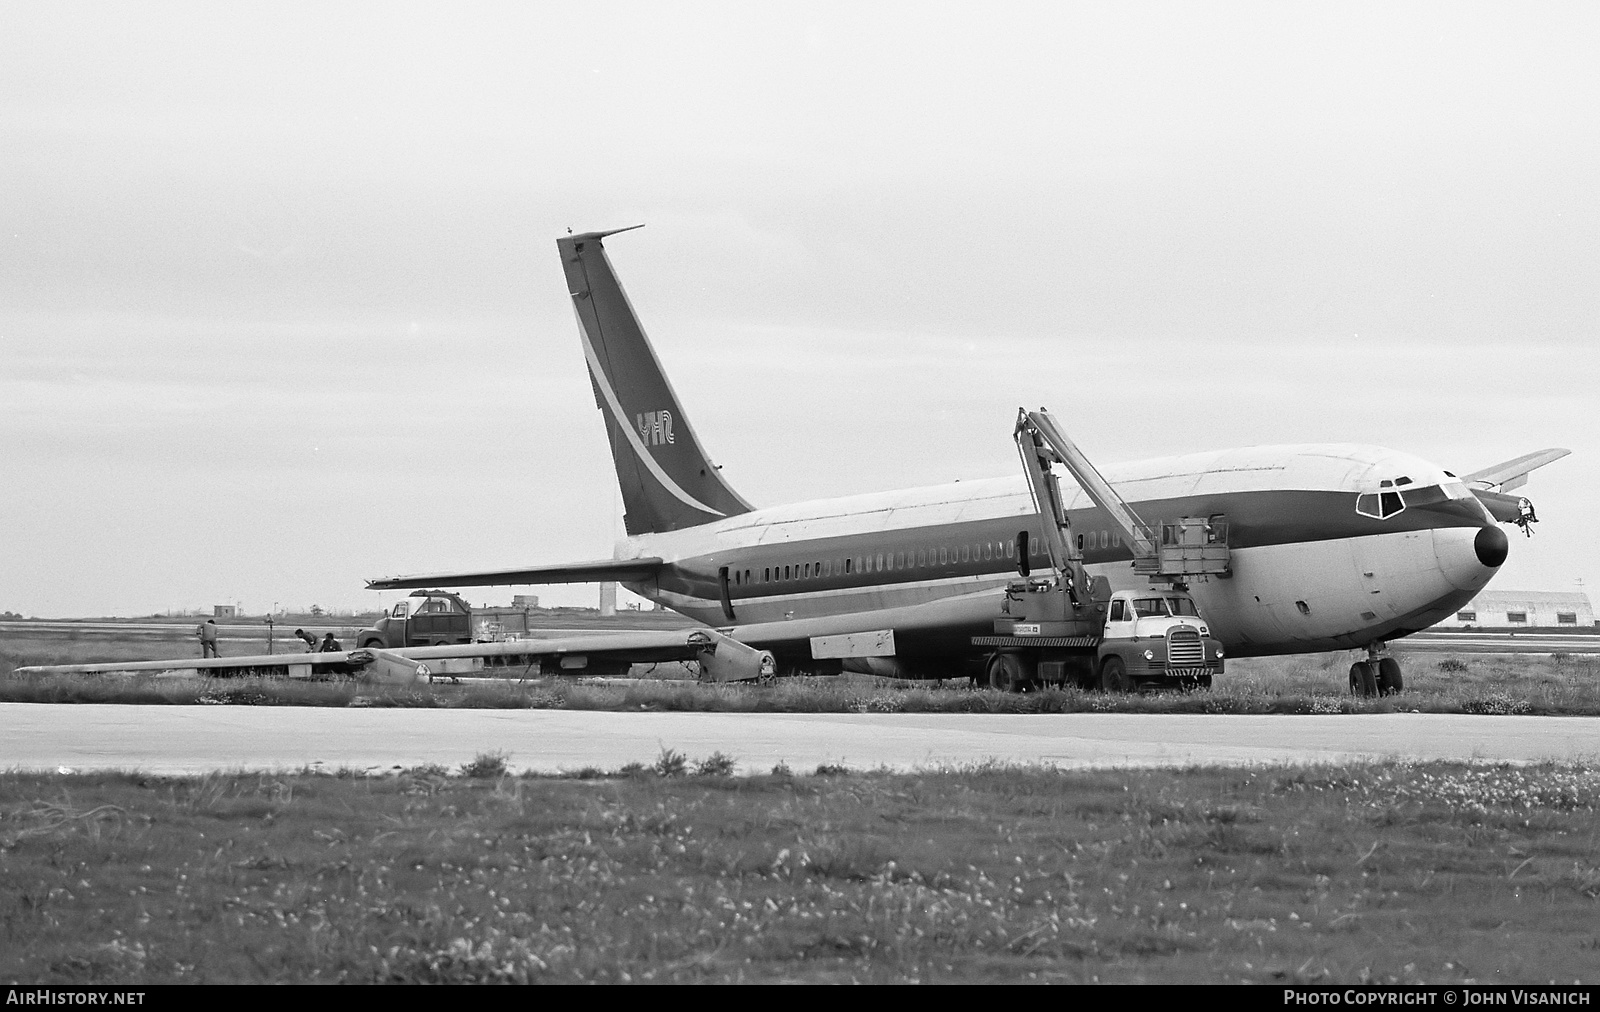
[1096,589,1224,690]
[358,590,473,649]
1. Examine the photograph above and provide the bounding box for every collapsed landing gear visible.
[1350,644,1404,697]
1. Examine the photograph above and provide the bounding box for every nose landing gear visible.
[1350,643,1404,697]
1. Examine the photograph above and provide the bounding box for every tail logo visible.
[636,409,676,447]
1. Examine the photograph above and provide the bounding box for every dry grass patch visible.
[1,761,1596,984]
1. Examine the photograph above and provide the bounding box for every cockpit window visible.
[1356,491,1406,519]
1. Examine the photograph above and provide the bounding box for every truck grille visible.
[1167,627,1204,665]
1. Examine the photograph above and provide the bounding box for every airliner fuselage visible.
[617,442,1505,666]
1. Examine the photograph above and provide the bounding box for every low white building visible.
[1440,590,1593,629]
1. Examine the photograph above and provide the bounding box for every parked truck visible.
[356,590,474,649]
[973,409,1227,692]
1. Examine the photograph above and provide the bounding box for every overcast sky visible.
[3,2,1595,617]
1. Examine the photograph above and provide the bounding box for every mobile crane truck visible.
[973,409,1228,692]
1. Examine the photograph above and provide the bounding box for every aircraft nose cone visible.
[1474,525,1509,568]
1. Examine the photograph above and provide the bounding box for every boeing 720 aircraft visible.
[365,226,1569,690]
[24,228,1567,692]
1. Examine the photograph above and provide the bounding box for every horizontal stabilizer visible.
[366,557,663,590]
[1462,448,1570,493]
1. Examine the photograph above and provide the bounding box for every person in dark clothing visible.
[319,632,343,653]
[196,618,221,658]
[294,628,317,651]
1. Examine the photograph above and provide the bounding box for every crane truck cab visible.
[1095,589,1224,692]
[357,590,474,649]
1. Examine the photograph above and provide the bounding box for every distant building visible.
[512,594,540,609]
[213,604,237,618]
[1440,590,1593,629]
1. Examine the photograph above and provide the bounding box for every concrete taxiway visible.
[3,703,1597,775]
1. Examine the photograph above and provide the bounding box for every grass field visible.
[2,760,1595,984]
[2,648,1597,716]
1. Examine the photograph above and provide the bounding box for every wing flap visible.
[366,557,663,590]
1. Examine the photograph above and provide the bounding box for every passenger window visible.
[803,563,810,578]
[875,552,884,572]
[844,558,852,574]
[939,547,948,565]
[917,549,926,567]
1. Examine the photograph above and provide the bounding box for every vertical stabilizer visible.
[558,227,753,535]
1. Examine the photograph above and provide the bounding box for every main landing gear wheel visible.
[1099,656,1133,694]
[987,653,1026,693]
[1375,657,1404,696]
[1349,661,1378,697]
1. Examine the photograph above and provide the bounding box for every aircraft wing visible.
[366,557,664,590]
[1462,448,1570,494]
[13,628,758,682]
[15,647,432,683]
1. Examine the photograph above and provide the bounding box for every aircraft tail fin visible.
[557,227,753,535]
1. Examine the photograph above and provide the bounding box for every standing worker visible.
[294,628,317,652]
[196,618,221,658]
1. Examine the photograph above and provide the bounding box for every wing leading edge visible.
[1463,448,1570,494]
[365,557,663,591]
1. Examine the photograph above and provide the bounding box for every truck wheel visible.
[1349,661,1377,697]
[987,653,1025,693]
[1376,658,1403,695]
[362,638,384,649]
[1099,656,1132,693]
